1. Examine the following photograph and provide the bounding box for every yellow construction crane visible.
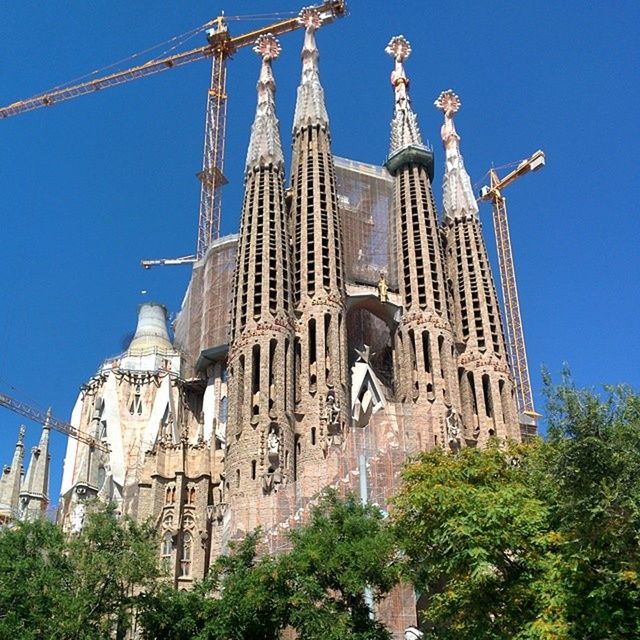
[0,1,347,265]
[0,392,109,452]
[478,150,545,427]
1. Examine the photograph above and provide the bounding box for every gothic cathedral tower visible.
[436,90,520,443]
[225,35,296,531]
[289,8,349,498]
[384,37,461,451]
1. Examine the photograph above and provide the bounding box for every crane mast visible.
[479,150,544,424]
[0,392,109,452]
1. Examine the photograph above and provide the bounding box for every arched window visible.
[161,532,174,571]
[180,532,192,577]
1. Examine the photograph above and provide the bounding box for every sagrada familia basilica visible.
[0,7,533,634]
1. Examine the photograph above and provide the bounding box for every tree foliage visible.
[392,373,640,639]
[138,491,399,640]
[0,503,160,639]
[3,376,639,639]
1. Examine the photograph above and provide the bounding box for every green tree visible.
[0,503,160,639]
[392,442,563,640]
[392,376,640,639]
[543,373,640,639]
[139,533,289,640]
[139,492,399,640]
[283,491,399,640]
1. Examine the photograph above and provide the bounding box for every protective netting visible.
[175,157,396,374]
[220,400,427,637]
[334,156,396,289]
[173,235,237,376]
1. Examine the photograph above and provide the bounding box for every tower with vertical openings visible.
[289,8,349,499]
[224,34,296,533]
[384,36,461,451]
[436,90,520,443]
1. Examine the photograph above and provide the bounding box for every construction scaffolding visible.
[335,156,396,289]
[173,235,237,375]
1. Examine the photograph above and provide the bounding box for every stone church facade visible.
[25,10,529,635]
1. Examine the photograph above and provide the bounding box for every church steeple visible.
[384,37,461,451]
[437,90,520,443]
[0,426,25,523]
[435,90,479,223]
[386,36,424,154]
[289,7,348,495]
[293,7,329,131]
[20,411,51,520]
[245,35,284,171]
[226,35,295,517]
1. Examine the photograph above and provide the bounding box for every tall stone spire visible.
[226,35,295,526]
[20,410,51,520]
[245,35,284,171]
[435,90,479,222]
[386,36,424,156]
[0,426,25,523]
[293,7,329,130]
[289,7,348,497]
[384,37,461,452]
[436,91,520,443]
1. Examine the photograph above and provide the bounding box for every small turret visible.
[0,426,26,524]
[19,412,51,520]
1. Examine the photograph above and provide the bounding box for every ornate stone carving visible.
[446,407,462,453]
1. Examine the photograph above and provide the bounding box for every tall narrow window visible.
[180,533,192,577]
[482,374,493,418]
[468,372,478,416]
[324,314,332,385]
[129,384,143,416]
[238,355,245,414]
[251,345,260,417]
[161,533,174,571]
[251,460,257,480]
[422,331,431,373]
[309,318,317,393]
[269,339,276,414]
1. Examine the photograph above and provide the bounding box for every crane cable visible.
[30,19,216,99]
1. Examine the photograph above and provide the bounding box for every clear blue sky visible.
[1,1,638,506]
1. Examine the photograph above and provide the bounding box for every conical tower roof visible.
[20,412,51,519]
[128,303,173,353]
[435,90,479,222]
[245,35,284,171]
[0,426,25,521]
[293,7,329,131]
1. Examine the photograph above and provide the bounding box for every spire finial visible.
[293,7,329,131]
[435,89,461,147]
[299,6,323,31]
[435,89,478,221]
[246,35,284,169]
[386,36,412,109]
[386,35,423,154]
[18,425,26,444]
